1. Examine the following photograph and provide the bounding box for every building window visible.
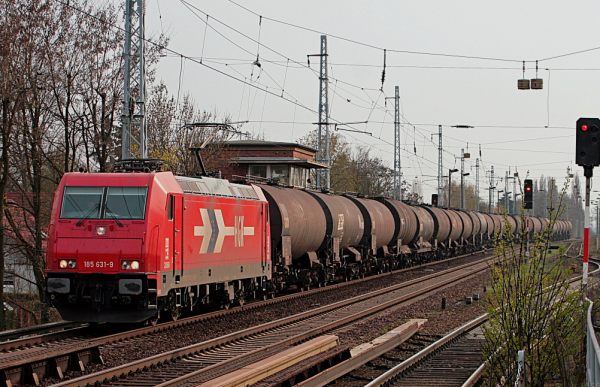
[290,166,308,187]
[3,272,15,286]
[270,165,289,184]
[249,165,267,178]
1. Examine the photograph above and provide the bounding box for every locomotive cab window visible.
[60,187,104,219]
[60,186,148,220]
[104,187,147,220]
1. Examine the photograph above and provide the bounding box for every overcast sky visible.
[135,0,600,203]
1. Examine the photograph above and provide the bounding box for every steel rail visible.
[0,321,85,343]
[364,314,488,387]
[50,260,489,387]
[0,249,486,355]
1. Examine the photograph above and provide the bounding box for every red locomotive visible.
[45,163,271,323]
[45,160,572,324]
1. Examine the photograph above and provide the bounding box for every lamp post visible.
[459,148,471,210]
[487,186,496,213]
[461,172,470,209]
[597,197,600,251]
[505,191,512,213]
[497,190,504,213]
[448,168,458,208]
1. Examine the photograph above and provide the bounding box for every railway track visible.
[0,322,86,344]
[261,240,593,387]
[1,251,485,355]
[20,256,488,387]
[361,315,487,387]
[1,251,490,386]
[1,241,577,386]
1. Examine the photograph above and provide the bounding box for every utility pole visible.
[394,86,401,200]
[489,166,495,213]
[122,0,147,159]
[317,35,329,190]
[505,170,509,212]
[513,170,518,215]
[438,125,443,206]
[476,158,480,211]
[460,149,465,209]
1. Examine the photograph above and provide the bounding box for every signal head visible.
[576,117,600,167]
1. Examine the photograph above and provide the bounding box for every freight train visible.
[45,163,572,324]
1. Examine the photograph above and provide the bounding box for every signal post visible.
[576,117,600,296]
[524,179,533,259]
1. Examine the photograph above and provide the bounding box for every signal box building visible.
[215,140,329,188]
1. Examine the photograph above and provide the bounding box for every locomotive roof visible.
[175,176,260,200]
[60,172,261,201]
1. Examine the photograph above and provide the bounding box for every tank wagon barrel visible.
[456,210,474,242]
[345,196,395,254]
[411,206,435,250]
[375,198,419,252]
[260,185,326,263]
[445,209,464,244]
[422,206,452,246]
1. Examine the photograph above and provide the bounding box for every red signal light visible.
[582,125,589,131]
[526,187,531,191]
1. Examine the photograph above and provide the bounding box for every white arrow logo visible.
[194,208,254,254]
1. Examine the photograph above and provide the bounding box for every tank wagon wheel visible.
[166,292,181,321]
[170,306,181,321]
[147,314,160,326]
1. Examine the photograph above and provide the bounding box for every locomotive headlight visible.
[59,259,76,269]
[121,260,140,270]
[95,226,107,235]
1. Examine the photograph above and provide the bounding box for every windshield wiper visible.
[104,205,124,227]
[76,203,100,226]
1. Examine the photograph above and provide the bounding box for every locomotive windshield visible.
[60,186,148,220]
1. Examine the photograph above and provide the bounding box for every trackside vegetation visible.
[482,176,586,387]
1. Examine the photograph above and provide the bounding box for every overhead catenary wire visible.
[58,0,578,186]
[227,0,600,65]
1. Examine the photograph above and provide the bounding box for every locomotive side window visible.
[60,187,104,219]
[105,187,148,220]
[60,186,148,220]
[168,195,174,221]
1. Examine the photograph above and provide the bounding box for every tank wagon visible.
[45,169,572,324]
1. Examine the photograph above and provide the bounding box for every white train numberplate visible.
[84,261,115,269]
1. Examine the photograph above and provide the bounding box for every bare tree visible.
[0,0,39,330]
[146,86,236,175]
[351,146,394,197]
[0,0,168,327]
[297,130,397,197]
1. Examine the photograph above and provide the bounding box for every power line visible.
[227,0,600,64]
